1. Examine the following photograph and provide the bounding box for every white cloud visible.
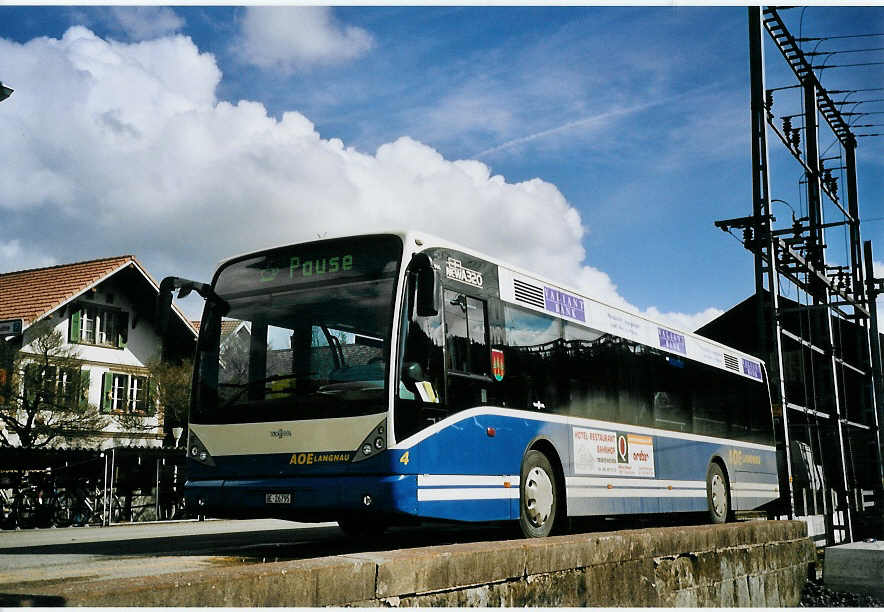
[107,7,185,41]
[0,239,56,271]
[236,7,374,72]
[1,27,712,332]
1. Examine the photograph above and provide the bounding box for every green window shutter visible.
[78,369,91,409]
[117,312,129,349]
[145,376,156,416]
[69,308,81,343]
[101,372,114,413]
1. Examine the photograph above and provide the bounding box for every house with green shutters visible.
[0,255,197,449]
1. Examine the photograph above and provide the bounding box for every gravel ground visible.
[800,579,884,607]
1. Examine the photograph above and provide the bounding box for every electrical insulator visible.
[791,128,801,150]
[782,116,792,134]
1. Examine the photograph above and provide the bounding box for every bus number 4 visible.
[400,451,410,466]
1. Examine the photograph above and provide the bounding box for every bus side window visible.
[444,290,492,412]
[651,353,692,433]
[444,290,488,375]
[501,304,562,413]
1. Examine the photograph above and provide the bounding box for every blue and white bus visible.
[168,231,778,537]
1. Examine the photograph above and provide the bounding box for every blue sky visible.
[1,5,882,329]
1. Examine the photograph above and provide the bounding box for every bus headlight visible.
[353,419,387,463]
[187,431,216,467]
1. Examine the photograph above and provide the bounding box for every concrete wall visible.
[7,520,815,607]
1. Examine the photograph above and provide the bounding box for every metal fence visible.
[0,447,187,529]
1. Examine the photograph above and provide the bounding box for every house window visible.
[23,364,85,410]
[70,304,128,348]
[102,372,152,415]
[110,373,127,412]
[98,311,118,345]
[129,376,148,413]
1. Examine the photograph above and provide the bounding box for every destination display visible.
[214,235,402,295]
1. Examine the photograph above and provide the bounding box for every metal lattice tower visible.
[715,7,884,546]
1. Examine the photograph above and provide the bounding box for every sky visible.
[1,5,882,331]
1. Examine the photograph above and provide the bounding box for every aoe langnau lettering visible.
[290,452,352,465]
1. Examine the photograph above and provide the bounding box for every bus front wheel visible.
[519,450,559,538]
[706,462,730,524]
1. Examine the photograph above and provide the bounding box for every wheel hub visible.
[524,466,554,528]
[710,473,726,517]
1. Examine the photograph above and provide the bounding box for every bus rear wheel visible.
[706,462,730,524]
[519,450,559,538]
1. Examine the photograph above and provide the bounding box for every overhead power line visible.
[828,87,884,94]
[797,32,884,42]
[835,99,884,105]
[813,61,884,70]
[807,46,884,56]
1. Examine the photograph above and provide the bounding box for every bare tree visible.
[147,357,193,430]
[0,322,108,449]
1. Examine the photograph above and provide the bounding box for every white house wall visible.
[18,275,165,449]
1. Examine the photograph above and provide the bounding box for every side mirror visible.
[157,276,222,335]
[412,253,439,317]
[404,361,425,382]
[157,277,177,337]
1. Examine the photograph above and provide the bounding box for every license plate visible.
[265,493,292,504]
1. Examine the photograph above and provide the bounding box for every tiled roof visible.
[0,256,137,327]
[191,319,242,341]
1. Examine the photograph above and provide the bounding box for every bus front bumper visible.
[184,474,417,521]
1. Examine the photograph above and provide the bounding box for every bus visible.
[161,230,779,538]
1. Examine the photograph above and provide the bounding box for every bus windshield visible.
[191,235,403,425]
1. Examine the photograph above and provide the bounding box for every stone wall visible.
[13,520,815,607]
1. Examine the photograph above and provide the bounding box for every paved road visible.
[0,518,518,593]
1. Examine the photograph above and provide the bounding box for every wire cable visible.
[798,33,884,42]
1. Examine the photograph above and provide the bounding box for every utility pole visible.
[747,6,794,519]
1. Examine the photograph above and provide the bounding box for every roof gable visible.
[0,256,196,339]
[0,256,138,327]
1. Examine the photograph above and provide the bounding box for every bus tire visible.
[519,450,559,538]
[706,462,730,524]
